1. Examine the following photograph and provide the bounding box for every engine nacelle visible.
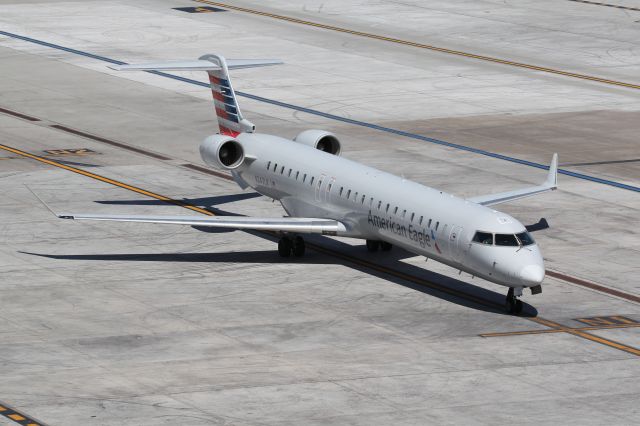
[293,130,341,155]
[199,135,245,170]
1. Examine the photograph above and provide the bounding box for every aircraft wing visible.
[57,213,346,235]
[467,154,558,207]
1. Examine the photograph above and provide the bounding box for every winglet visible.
[545,153,558,189]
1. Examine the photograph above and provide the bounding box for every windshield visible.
[495,234,519,246]
[472,231,493,245]
[473,231,537,247]
[516,231,535,246]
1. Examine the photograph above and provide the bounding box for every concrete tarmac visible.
[0,1,639,425]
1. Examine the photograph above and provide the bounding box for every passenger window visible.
[419,216,423,225]
[411,213,415,222]
[377,201,382,210]
[354,192,358,201]
[402,209,406,218]
[288,169,292,177]
[339,187,343,196]
[328,183,332,192]
[274,163,278,172]
[347,189,351,198]
[472,232,493,245]
[435,221,439,230]
[296,171,299,179]
[428,219,432,228]
[303,174,307,183]
[369,197,373,206]
[516,232,535,246]
[386,203,390,212]
[280,166,284,174]
[495,234,519,246]
[361,195,365,204]
[317,179,322,189]
[267,161,271,170]
[393,207,398,214]
[310,177,315,185]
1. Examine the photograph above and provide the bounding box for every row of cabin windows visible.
[265,160,440,231]
[267,161,315,186]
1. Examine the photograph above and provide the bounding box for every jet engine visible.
[293,130,341,155]
[199,135,245,170]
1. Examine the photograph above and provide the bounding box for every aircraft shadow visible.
[54,159,101,168]
[21,237,537,317]
[95,192,262,207]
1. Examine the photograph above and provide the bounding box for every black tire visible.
[366,240,380,252]
[505,299,514,314]
[514,299,523,314]
[380,241,393,251]
[278,237,292,257]
[293,236,305,257]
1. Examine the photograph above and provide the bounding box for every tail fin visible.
[109,55,282,136]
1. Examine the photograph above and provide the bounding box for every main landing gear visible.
[366,239,392,252]
[278,235,305,258]
[505,287,523,314]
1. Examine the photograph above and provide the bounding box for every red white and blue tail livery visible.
[108,55,282,136]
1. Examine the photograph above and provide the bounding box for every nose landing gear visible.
[505,287,523,314]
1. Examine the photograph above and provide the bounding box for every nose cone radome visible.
[520,264,545,286]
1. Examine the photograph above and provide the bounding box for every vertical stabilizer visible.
[199,54,254,136]
[109,55,282,136]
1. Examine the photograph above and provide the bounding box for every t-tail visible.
[108,55,282,136]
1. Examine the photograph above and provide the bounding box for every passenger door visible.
[314,174,326,203]
[449,225,464,262]
[325,177,335,204]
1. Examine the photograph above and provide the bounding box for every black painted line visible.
[0,107,40,122]
[561,158,640,167]
[49,125,171,160]
[568,0,640,12]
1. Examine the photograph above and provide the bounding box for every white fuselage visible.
[227,133,545,289]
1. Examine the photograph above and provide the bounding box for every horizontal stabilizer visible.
[57,213,346,235]
[109,59,283,72]
[468,153,558,207]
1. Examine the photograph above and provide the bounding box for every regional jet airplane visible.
[58,54,558,313]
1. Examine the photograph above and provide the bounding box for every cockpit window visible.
[472,231,493,245]
[516,232,535,246]
[495,234,519,246]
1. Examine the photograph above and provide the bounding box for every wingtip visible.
[546,153,558,188]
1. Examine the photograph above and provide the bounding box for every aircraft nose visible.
[520,264,545,286]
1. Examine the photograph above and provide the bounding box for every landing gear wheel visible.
[293,236,306,257]
[505,287,523,314]
[366,240,380,252]
[514,299,523,314]
[278,237,293,257]
[380,241,393,251]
